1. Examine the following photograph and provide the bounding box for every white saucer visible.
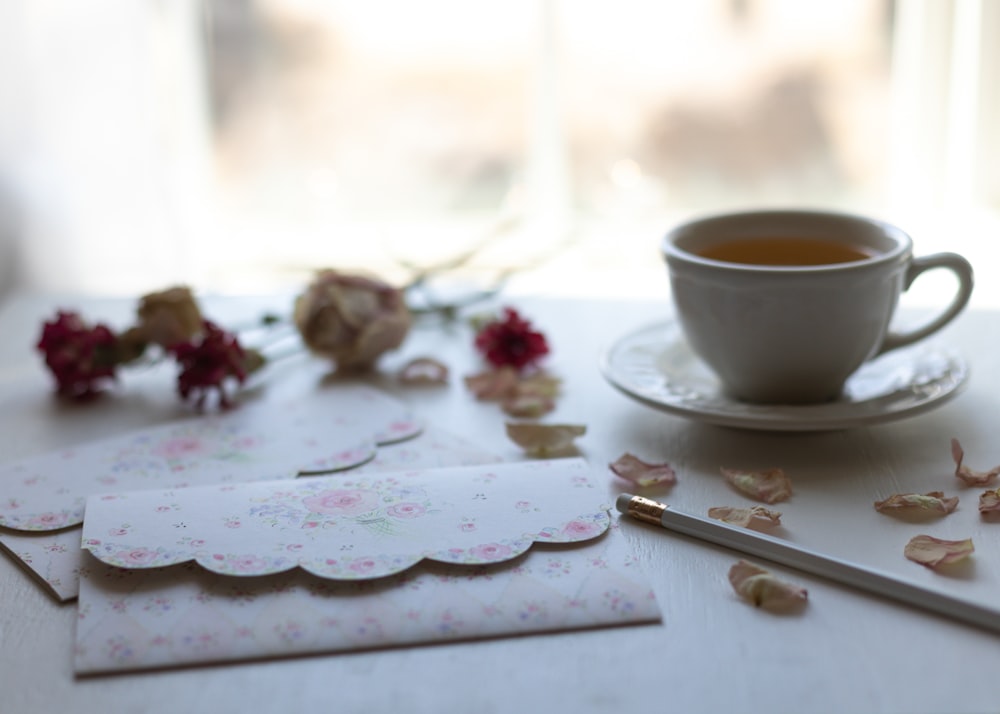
[599,320,969,431]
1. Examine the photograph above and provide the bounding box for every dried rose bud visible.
[36,311,120,398]
[114,326,150,364]
[474,307,549,372]
[136,286,203,348]
[293,270,411,369]
[170,320,250,410]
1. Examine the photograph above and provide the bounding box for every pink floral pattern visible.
[0,386,422,532]
[303,489,380,516]
[74,518,658,674]
[81,458,610,580]
[2,420,505,603]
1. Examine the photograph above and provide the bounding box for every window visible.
[2,0,996,304]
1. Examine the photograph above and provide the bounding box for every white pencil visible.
[616,493,1000,634]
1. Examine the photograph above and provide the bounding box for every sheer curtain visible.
[0,0,210,296]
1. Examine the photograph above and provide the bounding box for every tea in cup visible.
[662,210,974,404]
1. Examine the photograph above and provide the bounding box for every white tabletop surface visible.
[1,291,998,714]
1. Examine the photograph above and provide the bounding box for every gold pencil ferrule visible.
[627,495,667,526]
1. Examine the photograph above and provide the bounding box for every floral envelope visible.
[0,384,423,600]
[82,458,609,578]
[75,459,661,674]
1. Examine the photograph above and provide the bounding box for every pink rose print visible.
[153,436,205,460]
[231,555,267,573]
[459,522,477,533]
[28,512,69,529]
[349,558,379,575]
[114,548,159,566]
[561,519,602,539]
[108,527,129,537]
[387,502,426,519]
[469,543,513,562]
[388,419,418,434]
[303,489,378,516]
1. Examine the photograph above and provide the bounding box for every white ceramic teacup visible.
[662,210,974,404]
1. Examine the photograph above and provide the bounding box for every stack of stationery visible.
[0,383,661,675]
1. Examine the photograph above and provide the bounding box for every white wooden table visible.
[1,292,997,713]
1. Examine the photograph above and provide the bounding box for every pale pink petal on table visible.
[501,373,561,417]
[501,392,555,418]
[516,373,562,399]
[728,560,807,612]
[464,367,520,400]
[874,491,958,516]
[904,534,975,569]
[721,468,792,504]
[708,505,782,529]
[951,438,1000,486]
[609,453,677,488]
[979,488,1000,514]
[398,357,450,385]
[505,423,586,457]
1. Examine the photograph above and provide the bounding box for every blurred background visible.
[0,0,998,305]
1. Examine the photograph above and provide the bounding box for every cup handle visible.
[876,252,974,355]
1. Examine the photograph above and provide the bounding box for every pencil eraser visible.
[615,493,634,514]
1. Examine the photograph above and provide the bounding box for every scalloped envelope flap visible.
[82,458,608,580]
[0,385,421,532]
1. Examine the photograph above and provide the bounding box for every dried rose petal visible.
[978,488,1000,514]
[501,392,555,418]
[874,491,958,516]
[708,505,782,529]
[505,422,585,457]
[728,560,807,612]
[951,438,1000,486]
[609,453,677,487]
[721,467,792,504]
[904,534,974,569]
[464,367,521,401]
[398,357,449,385]
[516,373,561,398]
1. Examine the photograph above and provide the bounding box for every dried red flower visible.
[474,308,549,372]
[36,311,120,398]
[170,321,251,410]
